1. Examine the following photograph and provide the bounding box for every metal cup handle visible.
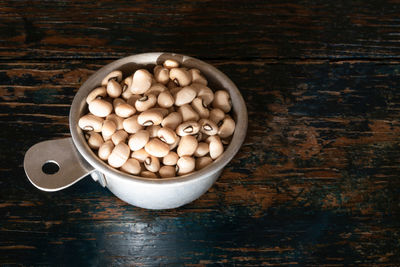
[24,138,94,191]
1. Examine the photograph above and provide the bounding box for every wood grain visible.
[1,60,400,265]
[2,0,400,264]
[1,0,400,60]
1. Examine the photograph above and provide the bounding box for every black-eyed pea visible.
[159,165,176,178]
[113,98,135,117]
[111,129,128,145]
[101,120,117,141]
[120,158,141,175]
[98,140,114,161]
[121,76,133,100]
[106,114,124,130]
[195,156,213,170]
[123,115,143,134]
[206,135,224,159]
[107,79,122,98]
[78,114,104,132]
[113,98,125,108]
[147,125,161,138]
[157,91,174,108]
[135,94,157,112]
[101,70,122,86]
[127,94,141,106]
[144,156,160,172]
[178,104,200,122]
[194,142,209,157]
[128,130,150,151]
[158,127,178,145]
[191,83,214,106]
[115,103,136,118]
[161,112,183,130]
[86,132,104,149]
[209,108,225,124]
[169,136,180,150]
[154,65,170,85]
[141,171,158,178]
[108,142,130,168]
[138,109,164,126]
[86,87,107,104]
[131,148,150,163]
[130,69,153,94]
[174,86,197,106]
[218,115,236,138]
[163,151,179,166]
[169,68,191,87]
[191,97,210,119]
[212,90,232,113]
[144,138,170,157]
[199,119,218,136]
[177,135,198,157]
[163,59,179,69]
[88,99,113,117]
[176,121,200,137]
[176,156,195,175]
[146,83,167,96]
[189,69,207,86]
[151,107,169,117]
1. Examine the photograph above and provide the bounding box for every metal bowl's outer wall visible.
[70,53,248,209]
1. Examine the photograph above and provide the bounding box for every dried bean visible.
[101,70,122,86]
[176,121,200,136]
[120,158,141,175]
[195,156,213,170]
[111,129,128,145]
[144,156,160,172]
[144,138,170,157]
[79,114,104,132]
[161,112,183,130]
[128,130,150,151]
[108,142,130,168]
[163,151,179,166]
[98,140,114,161]
[212,90,231,113]
[177,135,198,157]
[159,166,176,178]
[194,142,209,157]
[88,99,113,117]
[123,115,143,134]
[178,104,200,122]
[176,156,195,175]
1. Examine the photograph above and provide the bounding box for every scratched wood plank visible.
[1,60,400,265]
[1,0,400,60]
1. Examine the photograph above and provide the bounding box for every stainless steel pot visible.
[23,53,248,209]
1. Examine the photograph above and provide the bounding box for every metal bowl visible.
[24,53,248,209]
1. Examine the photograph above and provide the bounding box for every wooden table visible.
[1,0,400,265]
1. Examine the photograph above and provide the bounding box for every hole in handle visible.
[42,160,60,175]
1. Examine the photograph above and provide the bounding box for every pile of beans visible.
[78,59,236,178]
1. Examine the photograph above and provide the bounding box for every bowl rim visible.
[70,52,247,185]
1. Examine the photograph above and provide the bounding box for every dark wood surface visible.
[1,0,400,265]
